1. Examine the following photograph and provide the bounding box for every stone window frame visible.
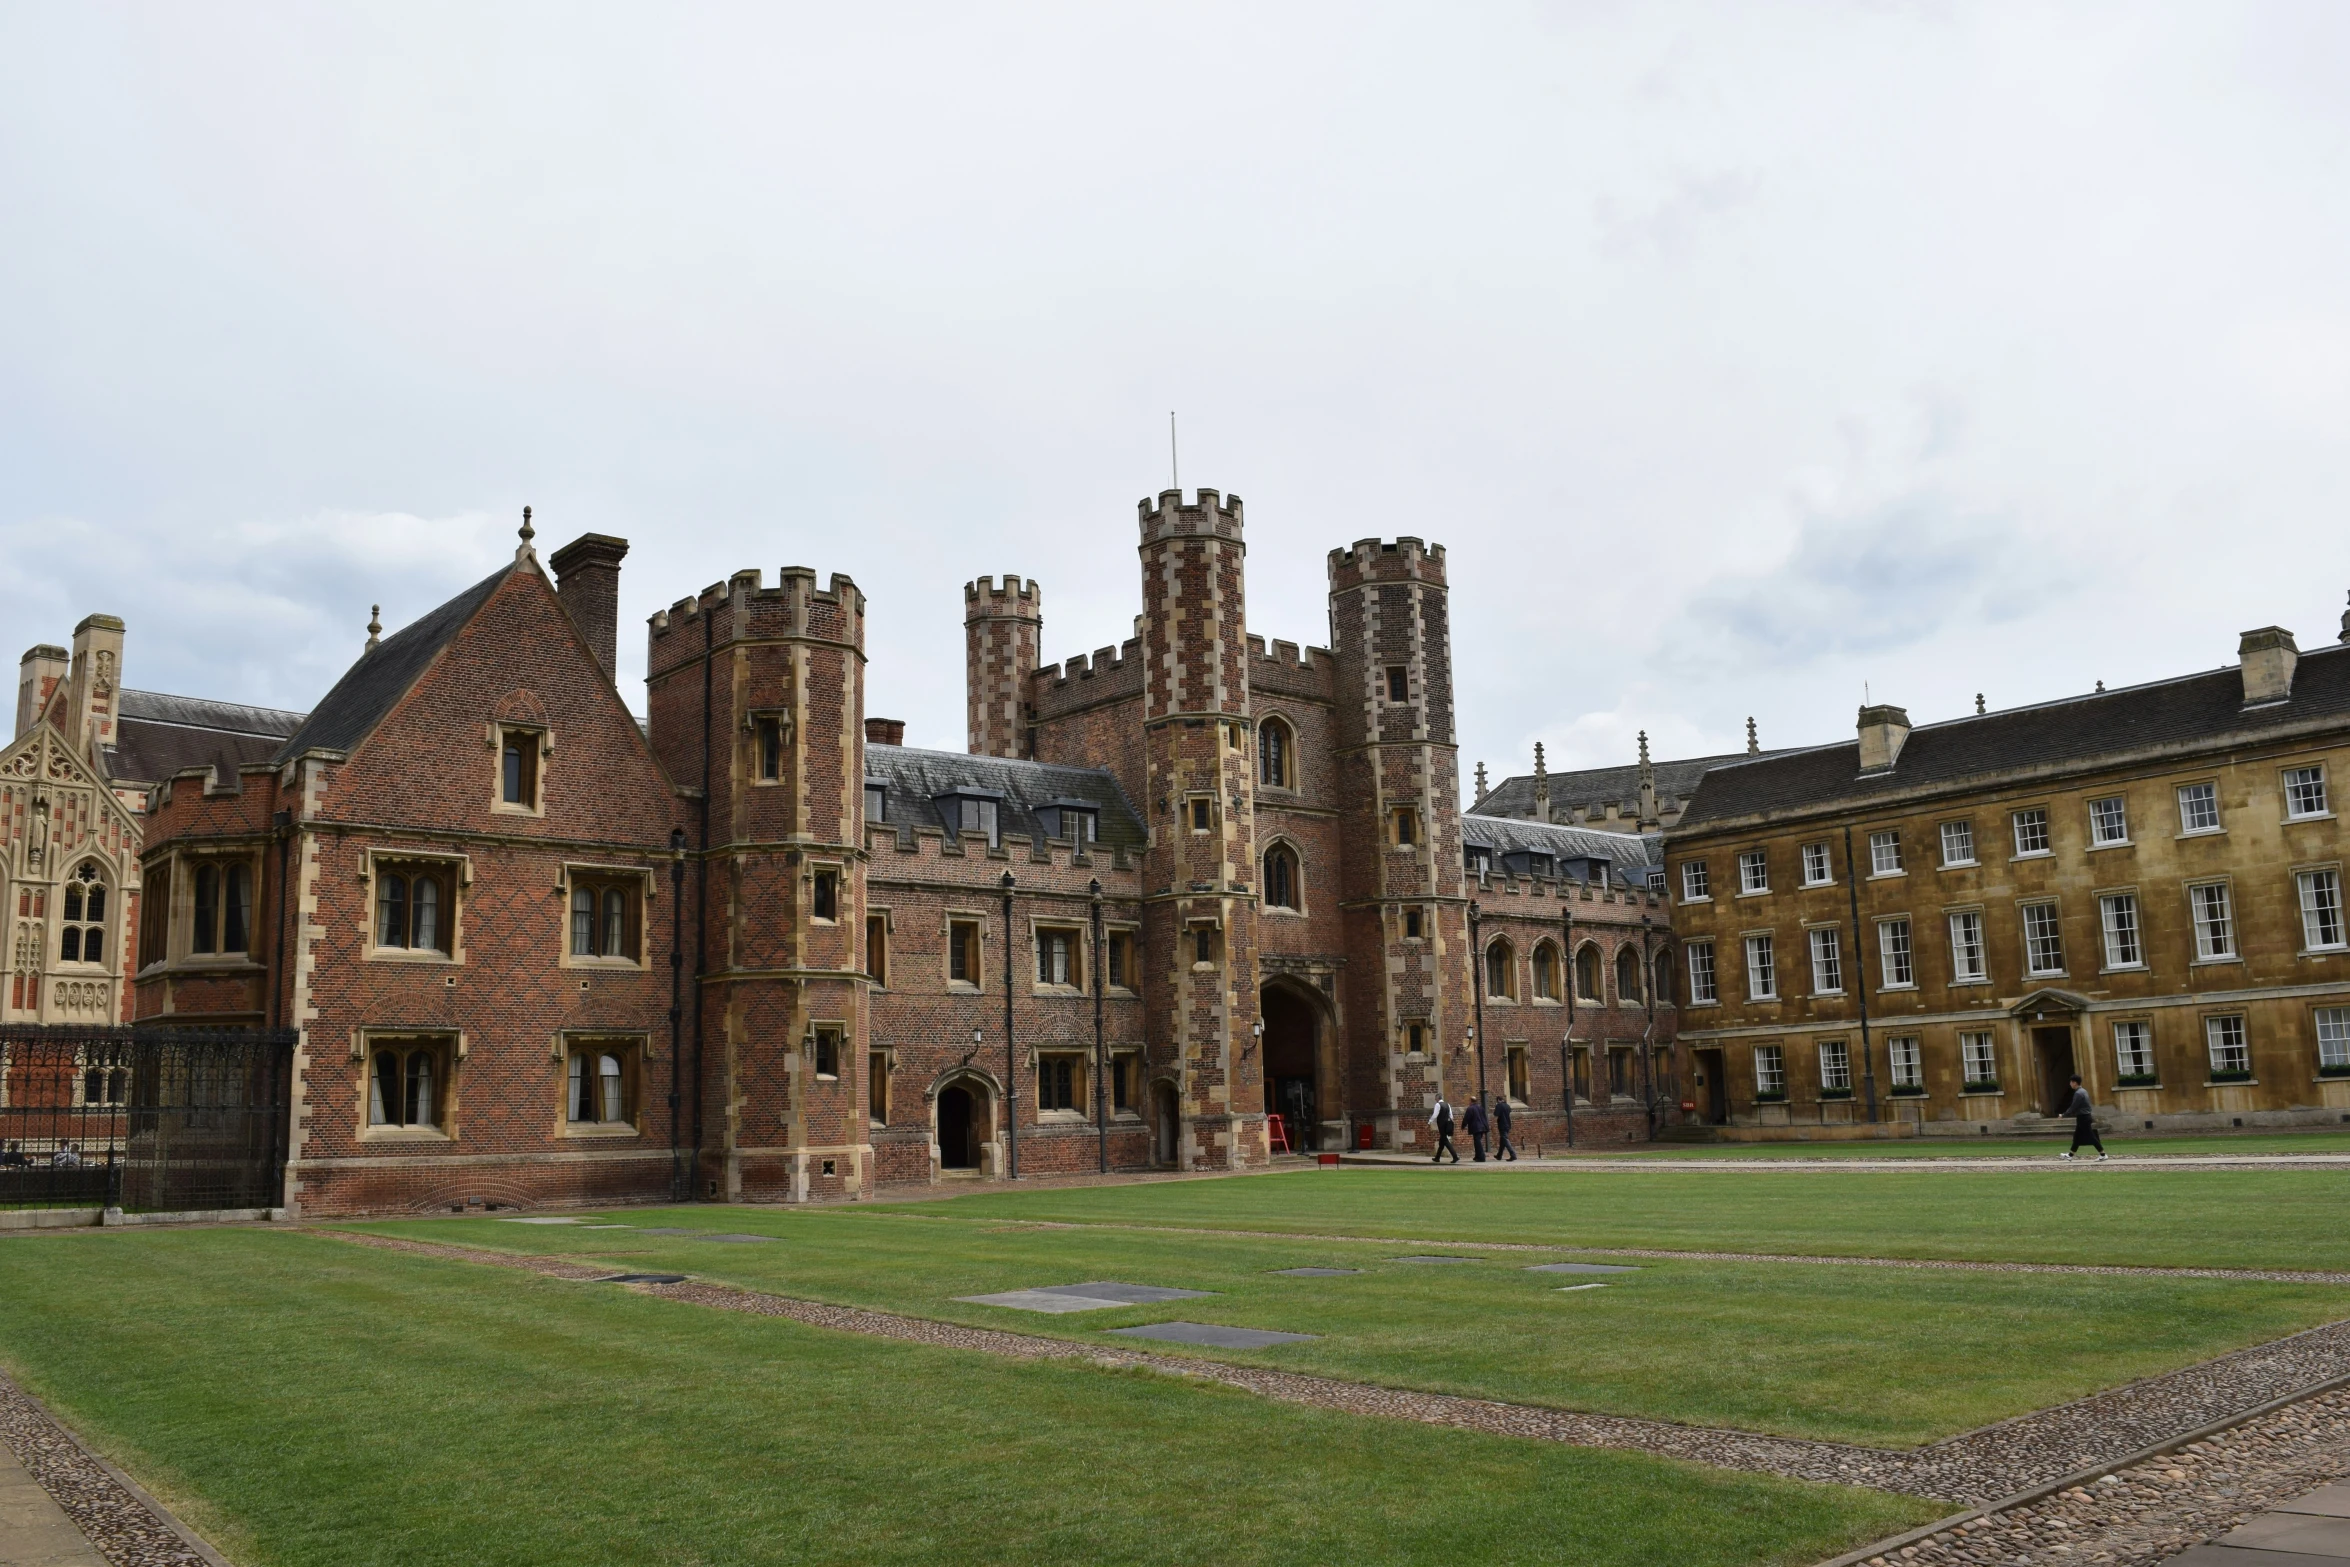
[55,857,116,972]
[2111,1017,2158,1084]
[1742,930,1778,1002]
[1504,1043,1530,1104]
[2095,885,2147,973]
[490,721,552,818]
[359,847,471,966]
[2175,779,2224,838]
[1402,907,1425,941]
[1736,848,1770,896]
[2017,897,2067,978]
[1187,919,1223,971]
[1258,713,1297,792]
[865,908,891,988]
[1383,666,1410,704]
[868,1048,894,1126]
[2086,794,2133,850]
[1103,923,1140,994]
[2184,877,2240,965]
[2293,861,2346,955]
[1030,917,1087,994]
[2203,1012,2252,1081]
[1187,793,1218,835]
[1679,859,1711,902]
[558,861,653,971]
[144,845,268,972]
[1615,943,1646,1007]
[809,861,844,925]
[2010,805,2052,859]
[1800,841,1833,886]
[1802,921,1843,997]
[2282,762,2332,823]
[1528,938,1563,1005]
[748,709,789,786]
[1816,1037,1853,1096]
[1034,1048,1089,1118]
[1482,935,1518,1003]
[1938,819,1978,869]
[1105,1048,1144,1118]
[944,912,986,991]
[1946,904,1991,985]
[1391,807,1420,848]
[1261,838,1305,915]
[1875,914,1916,991]
[554,1030,648,1138]
[353,1027,464,1142]
[1886,1035,1925,1093]
[1867,828,1906,879]
[1572,940,1606,1005]
[1683,938,1718,1007]
[806,1020,847,1082]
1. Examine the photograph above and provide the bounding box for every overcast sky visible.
[6,3,2348,790]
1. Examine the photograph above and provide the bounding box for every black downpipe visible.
[1091,878,1106,1174]
[1000,871,1018,1179]
[270,809,291,1030]
[693,607,712,1198]
[1560,901,1576,1148]
[1468,901,1487,1111]
[669,827,687,1200]
[1639,916,1658,1139]
[1841,825,1880,1123]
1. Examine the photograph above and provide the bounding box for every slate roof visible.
[1462,812,1661,876]
[109,689,309,785]
[272,568,511,765]
[865,745,1146,850]
[1679,642,2350,831]
[1476,750,1780,819]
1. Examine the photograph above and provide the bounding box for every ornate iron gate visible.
[0,1025,295,1212]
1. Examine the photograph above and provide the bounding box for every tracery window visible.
[59,861,108,965]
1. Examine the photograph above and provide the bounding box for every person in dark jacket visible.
[1493,1096,1517,1161]
[1428,1095,1461,1163]
[1463,1097,1490,1162]
[2058,1075,2106,1160]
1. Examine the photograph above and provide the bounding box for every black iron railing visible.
[0,1025,295,1212]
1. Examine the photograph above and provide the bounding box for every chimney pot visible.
[548,534,629,682]
[2238,626,2299,706]
[865,717,905,747]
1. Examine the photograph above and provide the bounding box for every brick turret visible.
[965,576,1041,759]
[1136,489,1264,1170]
[1327,537,1470,1146]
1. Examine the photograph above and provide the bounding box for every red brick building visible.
[129,490,1677,1215]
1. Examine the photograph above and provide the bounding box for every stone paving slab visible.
[1389,1255,1478,1264]
[1104,1322,1318,1350]
[1030,1283,1211,1305]
[955,1289,1131,1313]
[1271,1268,1361,1277]
[2214,1510,2350,1554]
[0,1440,106,1567]
[2166,1549,2346,1564]
[1525,1262,1638,1275]
[2280,1485,2350,1519]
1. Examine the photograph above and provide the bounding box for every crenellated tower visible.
[647,564,870,1204]
[964,576,1041,759]
[1328,537,1469,1149]
[1136,489,1265,1170]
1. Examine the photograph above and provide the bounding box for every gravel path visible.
[924,1216,2350,1286]
[325,1230,2350,1506]
[1830,1385,2350,1566]
[0,1368,222,1567]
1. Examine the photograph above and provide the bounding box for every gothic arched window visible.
[1259,718,1293,790]
[1575,943,1603,1002]
[1653,949,1675,1006]
[60,861,107,965]
[1531,941,1560,1001]
[1617,945,1644,1005]
[1485,938,1516,1000]
[1263,844,1300,910]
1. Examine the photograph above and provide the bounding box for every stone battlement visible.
[1326,537,1447,588]
[1137,488,1244,543]
[965,575,1042,616]
[649,566,862,637]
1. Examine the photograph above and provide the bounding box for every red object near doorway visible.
[1356,1122,1374,1150]
[1267,1114,1292,1153]
[1680,1100,1697,1112]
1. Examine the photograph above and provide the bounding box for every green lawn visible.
[1570,1130,2350,1160]
[0,1229,1932,1567]
[348,1206,2350,1446]
[876,1164,2350,1270]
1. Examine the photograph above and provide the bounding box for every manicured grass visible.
[1577,1130,2350,1159]
[879,1164,2350,1270]
[0,1229,1933,1567]
[352,1208,2350,1446]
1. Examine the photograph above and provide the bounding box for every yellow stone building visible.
[1666,614,2350,1138]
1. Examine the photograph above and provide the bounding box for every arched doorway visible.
[937,1082,985,1170]
[1151,1080,1180,1167]
[1261,982,1322,1152]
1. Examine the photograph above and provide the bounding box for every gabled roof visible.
[1678,642,2350,831]
[1476,749,1784,819]
[271,567,511,765]
[865,745,1146,850]
[1462,812,1661,872]
[109,689,308,786]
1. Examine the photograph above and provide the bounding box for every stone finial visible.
[1531,741,1550,824]
[1473,761,1488,803]
[2095,680,2105,693]
[366,605,382,651]
[1975,692,1986,715]
[1636,731,1658,830]
[516,504,536,562]
[1637,731,1651,769]
[1745,716,1758,755]
[2339,591,2348,643]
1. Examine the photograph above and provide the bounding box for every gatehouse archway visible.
[1260,980,1327,1152]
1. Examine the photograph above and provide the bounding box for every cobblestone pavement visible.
[0,1369,220,1567]
[1835,1388,2350,1566]
[325,1230,2350,1508]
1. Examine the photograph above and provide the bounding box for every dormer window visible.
[865,783,887,824]
[937,793,1002,847]
[1465,846,1491,876]
[1039,801,1098,846]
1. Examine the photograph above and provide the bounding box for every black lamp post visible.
[1468,900,1489,1109]
[1000,870,1019,1179]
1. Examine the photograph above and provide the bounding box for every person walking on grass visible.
[1428,1094,1461,1164]
[1464,1095,1490,1162]
[1493,1096,1518,1161]
[2058,1074,2106,1161]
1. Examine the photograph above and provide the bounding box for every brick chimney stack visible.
[865,717,905,746]
[550,534,630,683]
[16,644,67,739]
